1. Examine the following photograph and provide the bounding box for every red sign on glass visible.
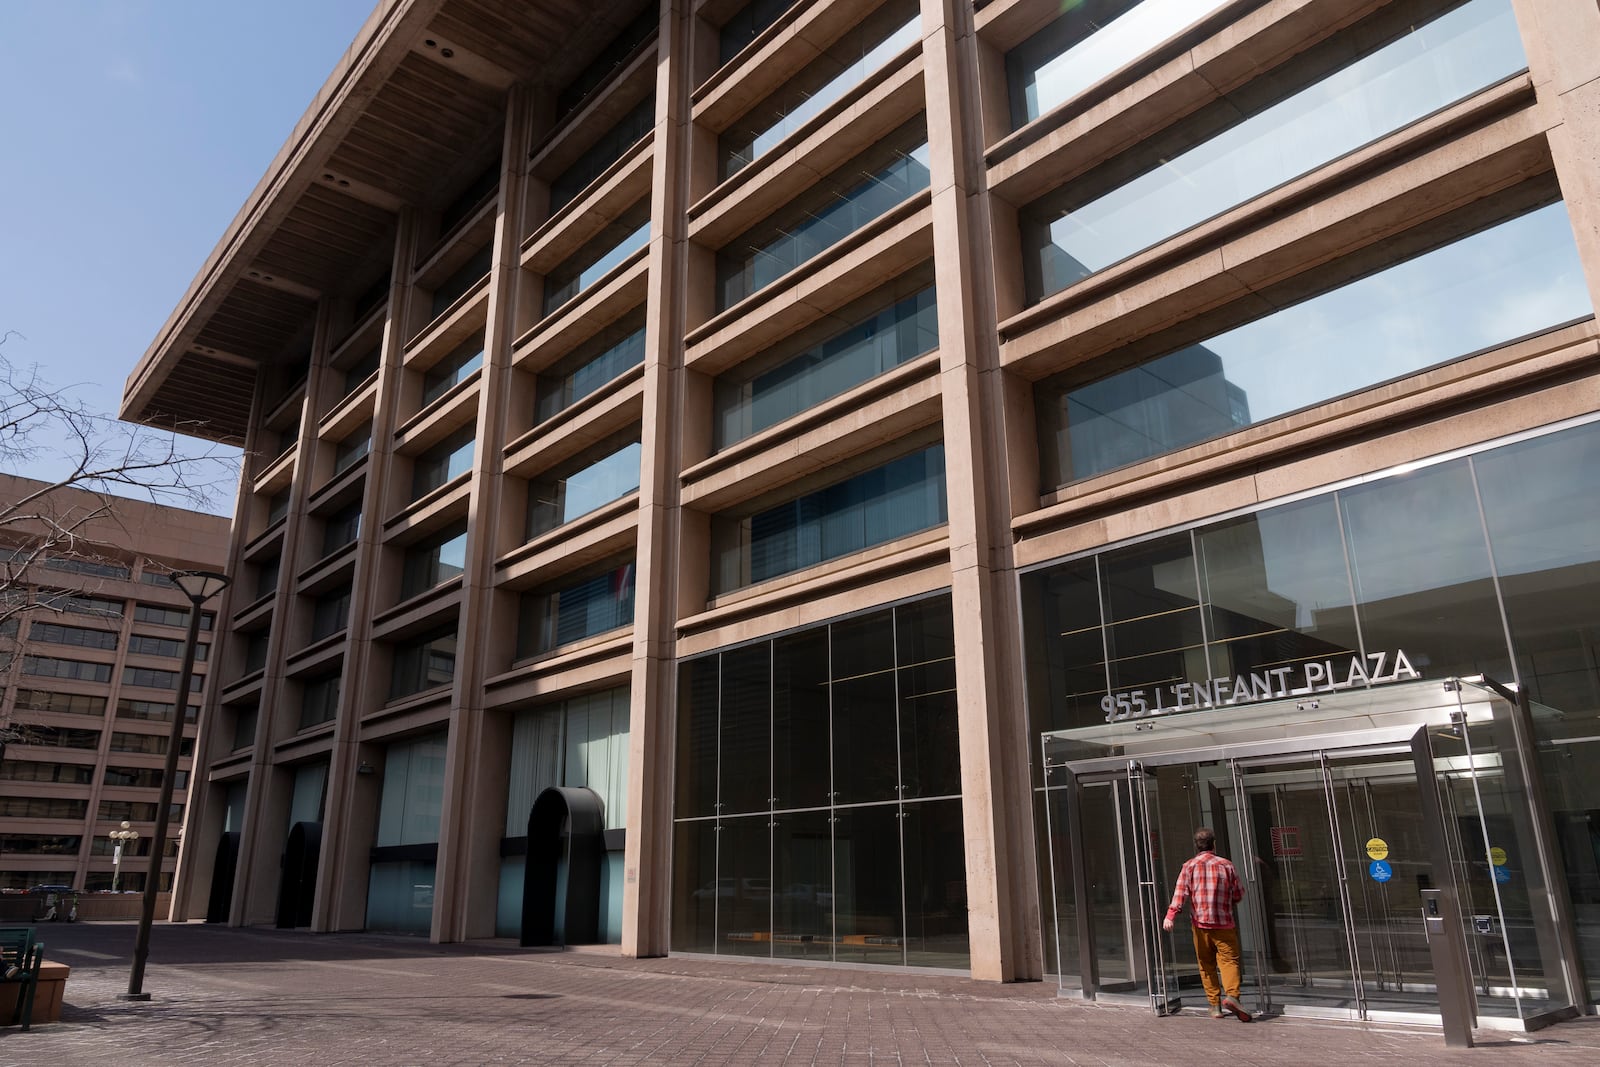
[1271,826,1302,858]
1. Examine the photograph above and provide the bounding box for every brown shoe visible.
[1221,996,1252,1022]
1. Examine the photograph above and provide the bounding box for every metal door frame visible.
[1054,722,1480,1035]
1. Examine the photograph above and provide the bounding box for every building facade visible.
[0,474,228,893]
[123,0,1600,1029]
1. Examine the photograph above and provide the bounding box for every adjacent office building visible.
[0,474,227,892]
[121,0,1600,1030]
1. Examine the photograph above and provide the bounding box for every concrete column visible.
[433,85,536,943]
[317,211,420,932]
[919,0,1042,981]
[169,390,262,921]
[1512,0,1600,312]
[621,0,694,959]
[232,306,334,926]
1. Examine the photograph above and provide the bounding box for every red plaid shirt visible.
[1165,850,1243,929]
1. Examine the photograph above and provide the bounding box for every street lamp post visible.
[110,820,140,892]
[122,569,228,1002]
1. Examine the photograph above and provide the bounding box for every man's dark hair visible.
[1194,827,1216,852]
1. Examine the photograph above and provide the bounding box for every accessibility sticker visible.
[1369,859,1393,882]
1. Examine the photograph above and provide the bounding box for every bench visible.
[0,925,44,1030]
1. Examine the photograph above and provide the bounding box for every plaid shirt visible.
[1165,850,1243,929]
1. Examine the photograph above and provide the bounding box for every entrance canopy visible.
[1043,677,1505,771]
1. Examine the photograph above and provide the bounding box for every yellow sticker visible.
[1489,846,1507,867]
[1366,838,1389,861]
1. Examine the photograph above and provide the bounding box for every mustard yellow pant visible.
[1191,925,1242,1006]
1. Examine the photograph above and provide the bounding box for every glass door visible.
[1064,739,1500,1022]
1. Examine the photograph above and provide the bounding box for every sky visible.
[0,1,378,516]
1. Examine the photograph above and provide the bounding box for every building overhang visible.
[121,0,647,444]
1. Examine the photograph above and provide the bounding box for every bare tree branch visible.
[0,332,241,688]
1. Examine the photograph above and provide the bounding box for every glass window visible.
[526,437,642,539]
[0,834,81,855]
[311,586,353,641]
[300,675,341,730]
[320,501,363,557]
[1036,196,1594,487]
[22,655,112,683]
[543,202,651,317]
[549,95,655,215]
[123,666,196,691]
[127,634,208,661]
[675,655,720,820]
[410,427,476,501]
[344,344,382,397]
[716,119,930,311]
[376,732,448,846]
[243,633,269,673]
[712,442,948,592]
[254,555,281,600]
[1340,459,1512,681]
[400,524,469,600]
[717,0,792,66]
[1006,0,1231,128]
[670,592,966,968]
[518,561,636,656]
[504,687,631,834]
[552,6,657,121]
[29,621,118,651]
[103,765,166,788]
[1020,0,1527,299]
[133,603,212,629]
[718,0,919,180]
[1,760,94,784]
[0,796,88,820]
[719,643,772,817]
[232,706,259,751]
[429,243,492,320]
[116,699,198,724]
[713,277,937,449]
[332,426,372,476]
[44,556,130,580]
[109,732,193,757]
[438,163,499,235]
[14,689,106,716]
[265,492,291,527]
[534,311,647,424]
[830,609,899,805]
[389,627,457,699]
[13,725,100,749]
[420,335,485,408]
[1196,494,1362,682]
[772,627,830,812]
[54,593,125,619]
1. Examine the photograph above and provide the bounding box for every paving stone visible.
[3,922,1596,1066]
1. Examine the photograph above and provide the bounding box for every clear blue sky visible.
[0,1,378,516]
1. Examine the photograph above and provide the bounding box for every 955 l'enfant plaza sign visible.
[1100,650,1421,723]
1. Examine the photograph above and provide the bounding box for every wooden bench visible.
[0,925,44,1030]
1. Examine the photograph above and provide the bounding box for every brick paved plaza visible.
[5,922,1600,1066]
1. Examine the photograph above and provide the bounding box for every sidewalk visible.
[5,922,1597,1066]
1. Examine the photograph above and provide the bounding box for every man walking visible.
[1163,827,1252,1022]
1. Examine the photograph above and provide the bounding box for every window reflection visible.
[719,1,919,180]
[1037,196,1593,486]
[670,593,966,968]
[717,119,931,311]
[1005,0,1230,128]
[1020,0,1526,298]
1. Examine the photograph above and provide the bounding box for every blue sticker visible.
[1369,859,1393,882]
[1493,864,1511,884]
